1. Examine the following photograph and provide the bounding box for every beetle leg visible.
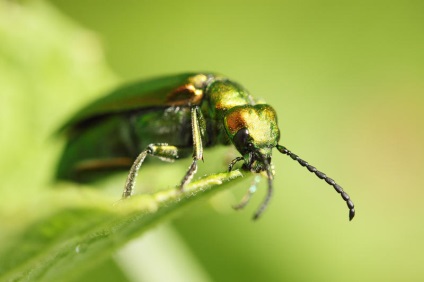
[179,160,198,191]
[191,106,204,161]
[196,107,207,140]
[122,143,178,198]
[228,156,244,172]
[179,107,204,191]
[233,175,261,210]
[253,156,274,220]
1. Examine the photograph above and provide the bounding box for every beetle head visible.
[224,104,280,173]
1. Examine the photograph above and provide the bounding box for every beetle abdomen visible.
[56,107,197,183]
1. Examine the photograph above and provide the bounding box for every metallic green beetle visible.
[57,73,355,220]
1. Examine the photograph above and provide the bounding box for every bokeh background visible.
[1,0,423,281]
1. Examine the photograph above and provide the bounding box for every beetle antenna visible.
[276,145,355,221]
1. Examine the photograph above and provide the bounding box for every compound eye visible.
[233,128,252,153]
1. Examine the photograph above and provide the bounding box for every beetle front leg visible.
[122,143,178,198]
[179,107,204,191]
[233,175,261,210]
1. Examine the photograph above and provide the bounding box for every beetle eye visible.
[233,128,252,153]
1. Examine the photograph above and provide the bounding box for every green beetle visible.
[57,73,355,220]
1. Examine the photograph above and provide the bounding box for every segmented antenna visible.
[276,145,355,221]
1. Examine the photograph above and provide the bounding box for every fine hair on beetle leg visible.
[122,143,179,199]
[179,160,198,191]
[179,106,204,191]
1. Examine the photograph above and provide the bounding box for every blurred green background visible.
[1,0,423,281]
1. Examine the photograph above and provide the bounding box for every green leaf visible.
[0,170,245,282]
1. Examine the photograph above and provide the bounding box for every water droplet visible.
[75,243,88,254]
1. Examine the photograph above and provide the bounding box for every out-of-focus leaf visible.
[0,170,244,282]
